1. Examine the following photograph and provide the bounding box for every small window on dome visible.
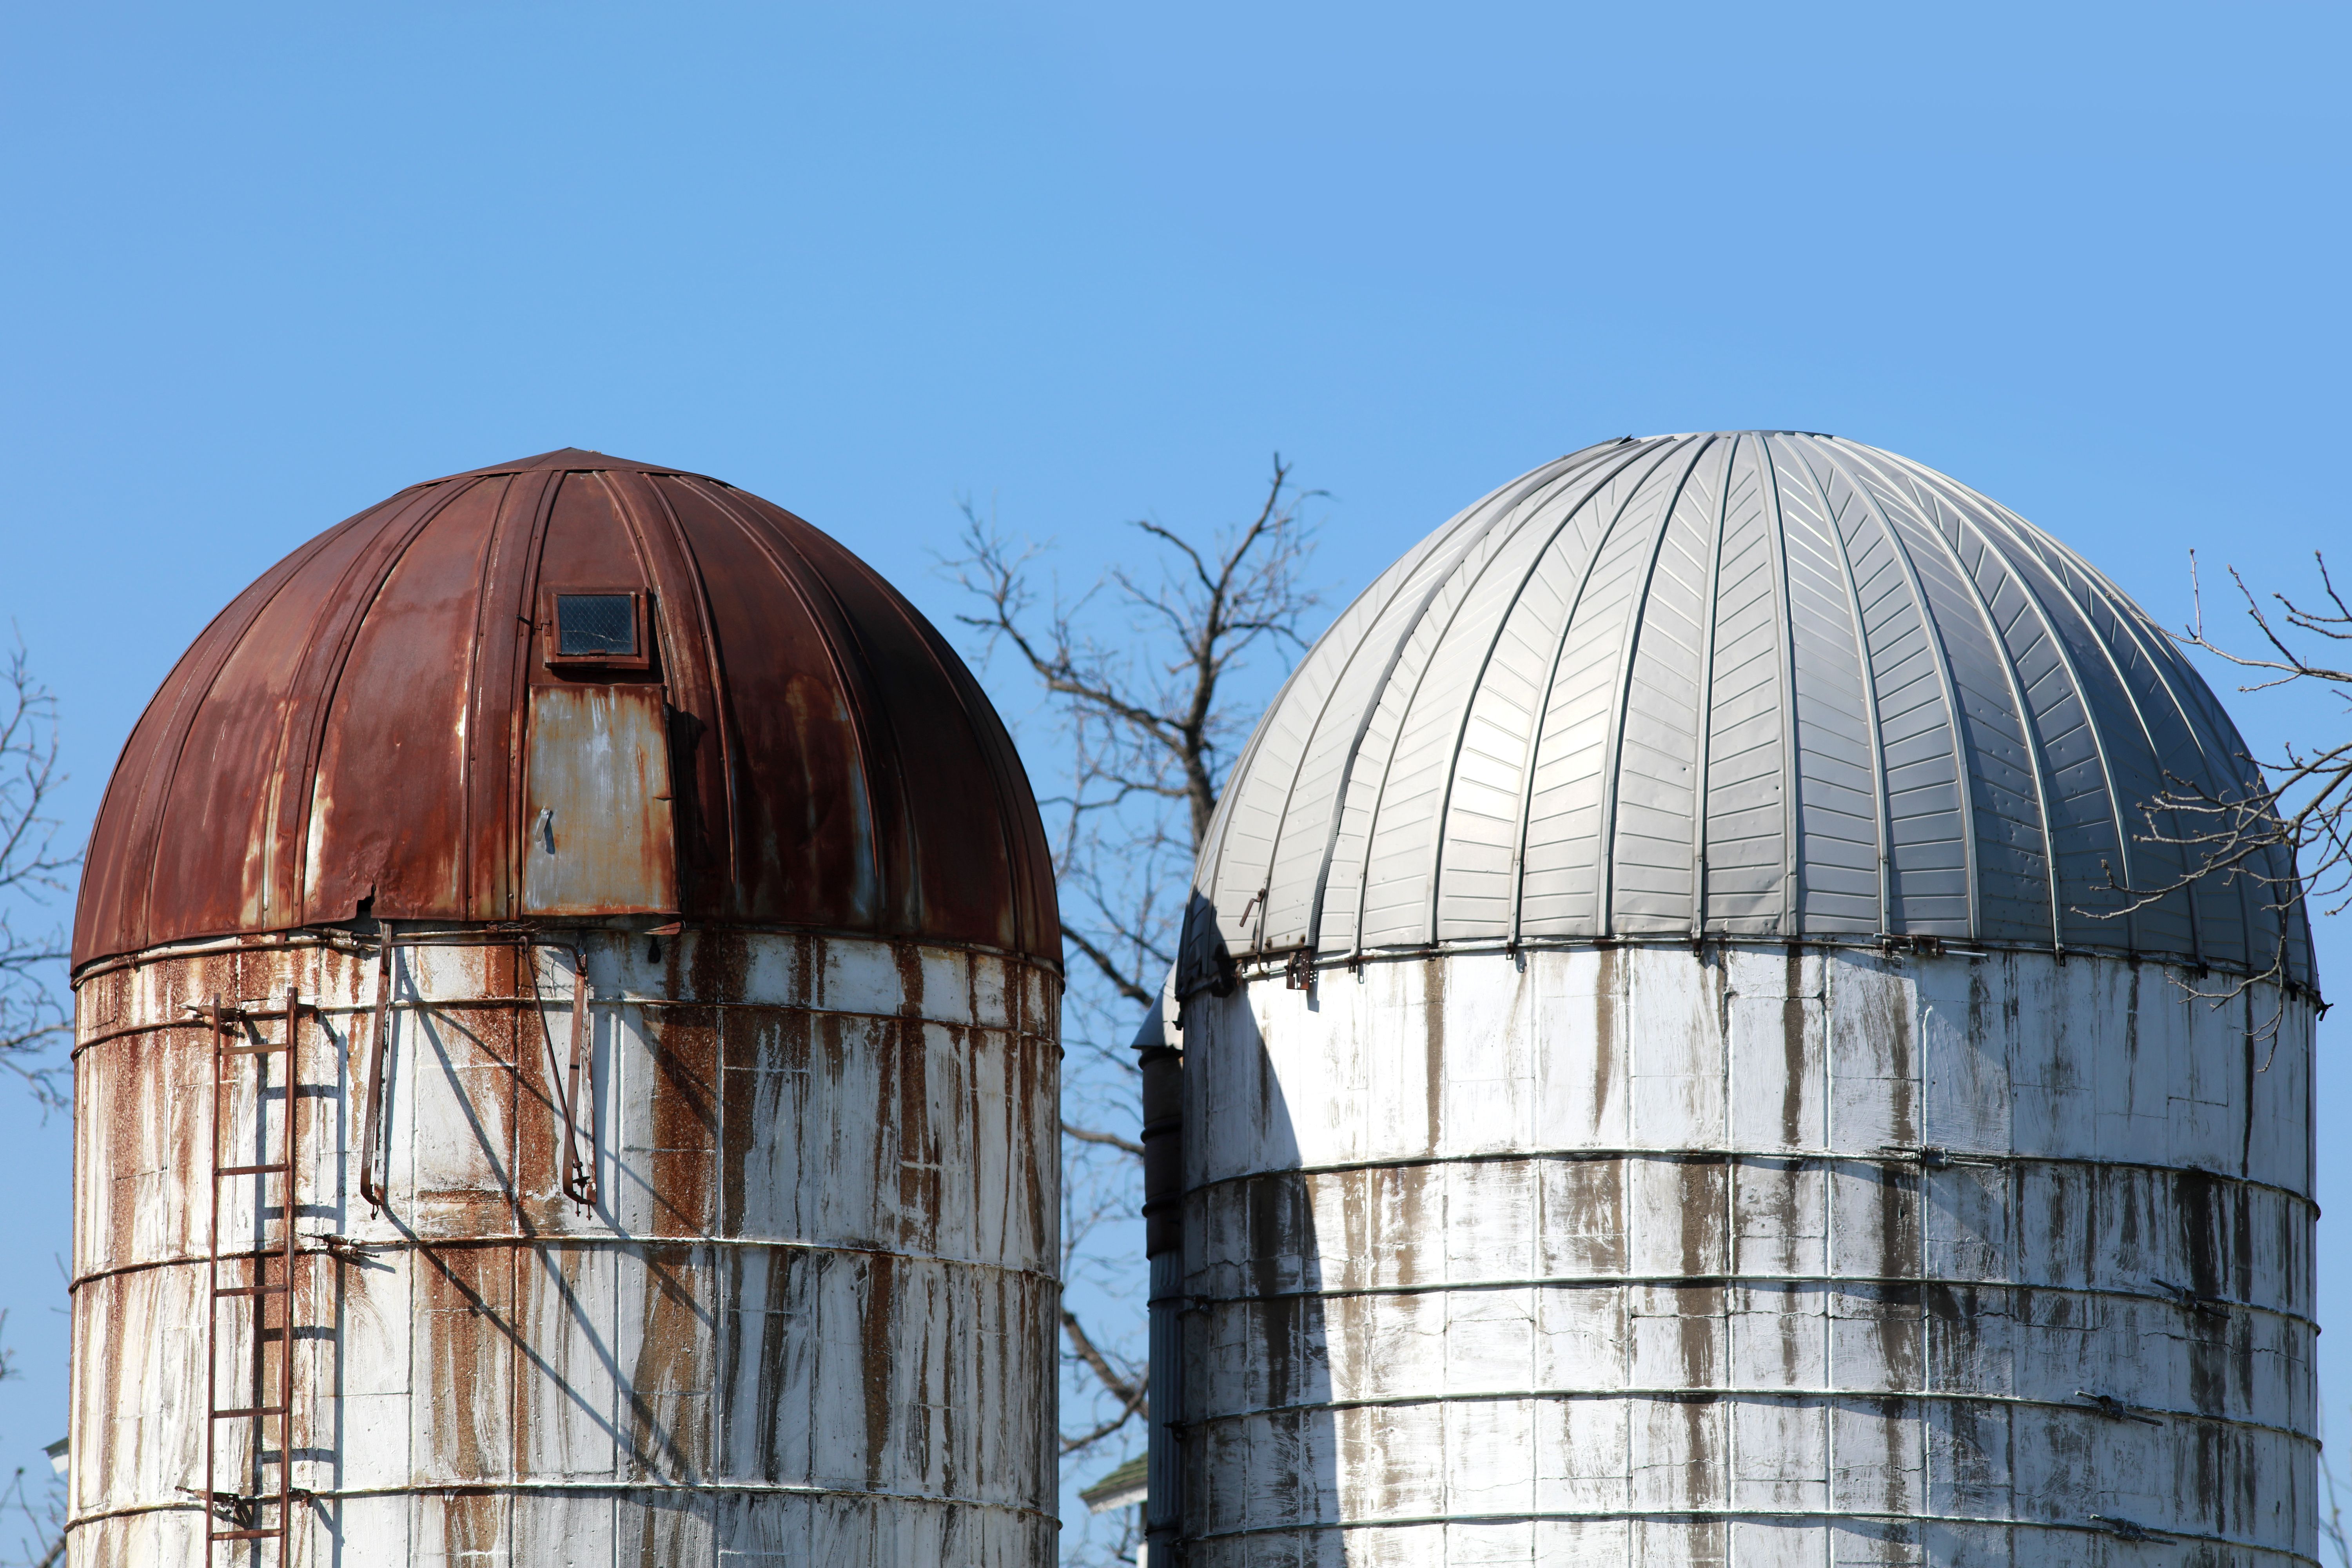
[558,594,637,657]
[543,589,652,670]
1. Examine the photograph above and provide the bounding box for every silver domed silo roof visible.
[1179,430,2314,994]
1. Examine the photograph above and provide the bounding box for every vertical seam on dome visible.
[1498,441,1688,949]
[1418,443,1692,948]
[837,512,1045,964]
[1345,471,1588,956]
[98,502,383,956]
[1966,491,2277,982]
[2117,603,2281,977]
[691,484,894,937]
[1845,448,2062,953]
[1200,690,1280,945]
[281,478,484,928]
[1592,439,1711,940]
[592,470,690,914]
[1875,457,2154,958]
[503,470,564,918]
[1800,450,1894,936]
[1253,460,1586,955]
[1814,441,1981,942]
[1688,439,1733,939]
[1759,443,1802,938]
[630,476,746,911]
[1966,515,2164,959]
[456,474,509,919]
[1327,443,1664,962]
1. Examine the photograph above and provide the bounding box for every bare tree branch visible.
[947,455,1323,862]
[2092,552,2347,1038]
[1061,1120,1144,1157]
[945,461,1323,1555]
[1059,1307,1145,1434]
[0,638,74,1109]
[0,1313,63,1568]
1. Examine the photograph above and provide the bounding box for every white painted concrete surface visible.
[69,928,1060,1566]
[1167,944,2316,1566]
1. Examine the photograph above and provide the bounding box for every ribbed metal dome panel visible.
[1180,432,2312,991]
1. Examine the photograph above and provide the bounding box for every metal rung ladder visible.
[201,987,307,1559]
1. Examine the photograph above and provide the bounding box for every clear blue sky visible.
[2,0,2345,1547]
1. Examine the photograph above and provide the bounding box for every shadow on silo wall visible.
[1174,984,1343,1567]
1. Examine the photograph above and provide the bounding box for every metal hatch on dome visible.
[526,577,675,915]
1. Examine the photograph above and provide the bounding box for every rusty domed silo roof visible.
[1180,431,2313,994]
[74,448,1058,971]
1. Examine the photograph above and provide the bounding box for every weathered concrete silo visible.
[67,449,1062,1565]
[1148,432,2318,1565]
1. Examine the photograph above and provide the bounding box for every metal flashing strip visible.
[1183,1508,2318,1563]
[1175,1271,2315,1330]
[1223,929,2326,999]
[1175,1384,2316,1445]
[1179,1142,2319,1211]
[74,993,1051,1059]
[67,1481,1057,1535]
[67,1232,1061,1295]
[70,924,1066,989]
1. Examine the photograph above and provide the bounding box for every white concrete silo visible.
[1143,433,2318,1565]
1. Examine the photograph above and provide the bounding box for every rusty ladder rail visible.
[201,987,305,1559]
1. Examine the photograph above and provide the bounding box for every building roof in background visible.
[1080,1455,1147,1514]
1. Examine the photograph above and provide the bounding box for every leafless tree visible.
[0,643,73,1568]
[2323,1398,2352,1568]
[2103,554,2345,1031]
[0,641,74,1109]
[0,1311,63,1568]
[946,457,1323,1560]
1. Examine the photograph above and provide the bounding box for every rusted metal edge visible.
[535,948,597,1210]
[1181,1146,2321,1212]
[1226,934,2324,1001]
[70,924,1064,988]
[1185,1509,2315,1561]
[357,943,392,1209]
[74,993,1057,1059]
[1178,1273,2315,1328]
[66,1481,1058,1534]
[68,1235,1060,1294]
[1176,1386,2318,1445]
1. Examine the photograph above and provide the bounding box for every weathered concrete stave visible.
[1166,944,2317,1564]
[68,929,1060,1567]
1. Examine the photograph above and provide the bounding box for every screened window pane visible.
[556,594,637,657]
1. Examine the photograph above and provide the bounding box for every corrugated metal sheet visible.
[69,929,1061,1563]
[72,449,1060,972]
[1163,945,2317,1563]
[1180,433,2314,995]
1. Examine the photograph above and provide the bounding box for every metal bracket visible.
[529,942,600,1213]
[2151,1277,2236,1319]
[358,943,395,1211]
[2075,1388,2163,1427]
[1875,933,1946,958]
